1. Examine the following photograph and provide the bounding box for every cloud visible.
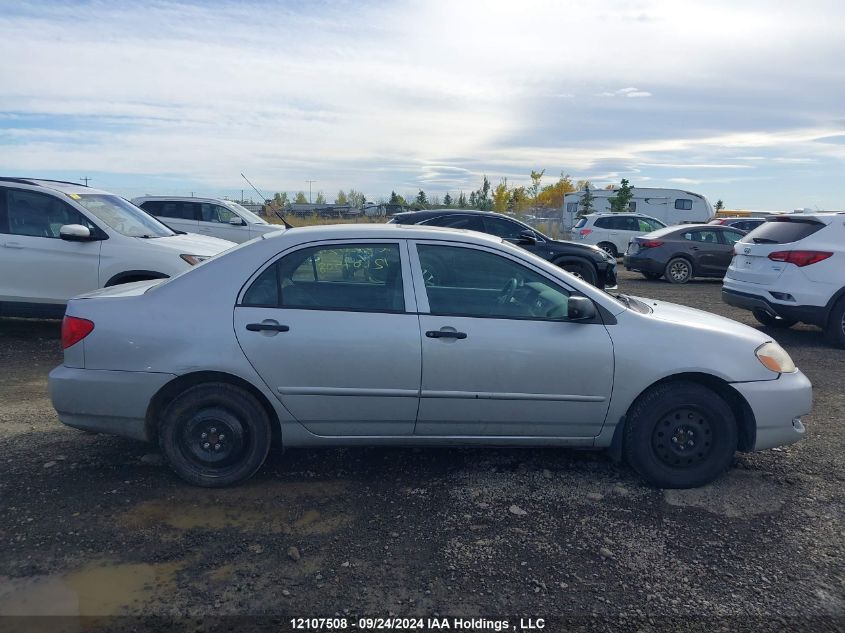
[597,87,652,98]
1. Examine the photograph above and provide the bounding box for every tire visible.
[560,260,599,287]
[642,272,662,281]
[159,382,272,487]
[664,257,693,284]
[825,296,845,349]
[623,381,738,489]
[597,242,618,258]
[752,308,797,329]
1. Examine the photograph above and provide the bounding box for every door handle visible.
[2,242,24,249]
[426,330,467,339]
[246,323,290,332]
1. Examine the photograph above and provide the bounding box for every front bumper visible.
[722,288,827,327]
[49,365,176,442]
[731,369,812,451]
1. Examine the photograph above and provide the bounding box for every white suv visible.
[0,178,234,319]
[574,213,666,257]
[722,213,845,347]
[132,196,284,243]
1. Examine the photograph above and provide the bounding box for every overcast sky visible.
[2,0,845,210]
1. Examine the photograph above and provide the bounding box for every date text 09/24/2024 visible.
[290,617,546,630]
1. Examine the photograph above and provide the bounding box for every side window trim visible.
[236,239,418,314]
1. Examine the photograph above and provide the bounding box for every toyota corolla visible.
[49,224,811,488]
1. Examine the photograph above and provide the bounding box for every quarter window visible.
[416,244,573,320]
[674,199,693,210]
[242,244,405,312]
[1,189,97,238]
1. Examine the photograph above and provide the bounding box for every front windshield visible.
[73,194,175,238]
[224,201,268,225]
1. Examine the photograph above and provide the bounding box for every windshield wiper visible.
[612,293,632,307]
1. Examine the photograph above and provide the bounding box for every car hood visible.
[138,232,235,255]
[633,296,770,344]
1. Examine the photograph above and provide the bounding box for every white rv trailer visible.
[562,187,714,231]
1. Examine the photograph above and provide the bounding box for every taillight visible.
[62,316,94,349]
[768,250,833,267]
[640,240,664,248]
[579,229,593,237]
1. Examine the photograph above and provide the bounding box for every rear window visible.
[740,218,825,244]
[573,217,588,229]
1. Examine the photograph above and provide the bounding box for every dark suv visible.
[388,210,617,288]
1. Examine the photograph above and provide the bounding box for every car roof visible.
[133,196,235,204]
[0,177,112,196]
[392,209,523,219]
[263,222,505,245]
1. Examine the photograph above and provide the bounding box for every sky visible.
[1,0,845,210]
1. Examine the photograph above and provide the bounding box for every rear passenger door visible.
[234,241,421,436]
[140,200,199,234]
[0,188,102,305]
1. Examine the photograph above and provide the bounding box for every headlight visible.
[180,254,210,266]
[755,342,796,373]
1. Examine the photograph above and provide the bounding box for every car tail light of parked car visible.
[61,316,95,349]
[639,240,664,248]
[579,229,593,237]
[767,250,833,267]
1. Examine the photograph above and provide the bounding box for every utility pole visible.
[306,180,317,203]
[80,177,91,186]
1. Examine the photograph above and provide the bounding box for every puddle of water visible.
[0,560,181,616]
[121,480,353,535]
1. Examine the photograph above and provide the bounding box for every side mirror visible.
[567,296,597,321]
[230,216,246,226]
[59,224,93,242]
[517,229,537,245]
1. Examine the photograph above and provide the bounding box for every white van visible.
[0,179,234,319]
[563,187,714,231]
[132,196,284,243]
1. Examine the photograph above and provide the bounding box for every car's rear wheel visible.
[597,242,618,258]
[624,381,737,489]
[559,260,598,286]
[159,382,272,487]
[752,308,797,329]
[665,258,693,284]
[642,272,662,281]
[824,296,845,349]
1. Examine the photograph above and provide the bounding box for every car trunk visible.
[726,217,827,285]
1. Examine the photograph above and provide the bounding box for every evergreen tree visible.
[578,184,596,217]
[443,193,453,207]
[416,190,428,206]
[608,178,634,213]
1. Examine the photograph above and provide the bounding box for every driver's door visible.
[411,241,614,438]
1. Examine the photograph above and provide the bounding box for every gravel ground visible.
[0,270,843,632]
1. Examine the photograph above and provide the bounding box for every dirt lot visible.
[0,271,843,631]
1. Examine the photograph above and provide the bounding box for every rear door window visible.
[424,214,485,231]
[739,218,825,244]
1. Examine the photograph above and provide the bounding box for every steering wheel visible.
[497,277,519,306]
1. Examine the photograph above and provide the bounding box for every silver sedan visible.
[49,224,811,488]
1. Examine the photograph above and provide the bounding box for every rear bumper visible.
[623,254,663,274]
[49,365,175,442]
[732,370,812,451]
[721,288,827,326]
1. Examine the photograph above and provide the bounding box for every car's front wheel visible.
[752,308,797,329]
[597,242,618,258]
[159,382,272,487]
[559,260,598,286]
[624,381,738,488]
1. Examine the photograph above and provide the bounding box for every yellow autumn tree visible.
[536,173,576,208]
[492,178,509,213]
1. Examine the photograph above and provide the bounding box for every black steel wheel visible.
[159,382,272,487]
[624,381,737,488]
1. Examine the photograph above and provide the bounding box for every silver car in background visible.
[49,224,811,488]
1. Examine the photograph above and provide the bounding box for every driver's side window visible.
[416,244,571,320]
